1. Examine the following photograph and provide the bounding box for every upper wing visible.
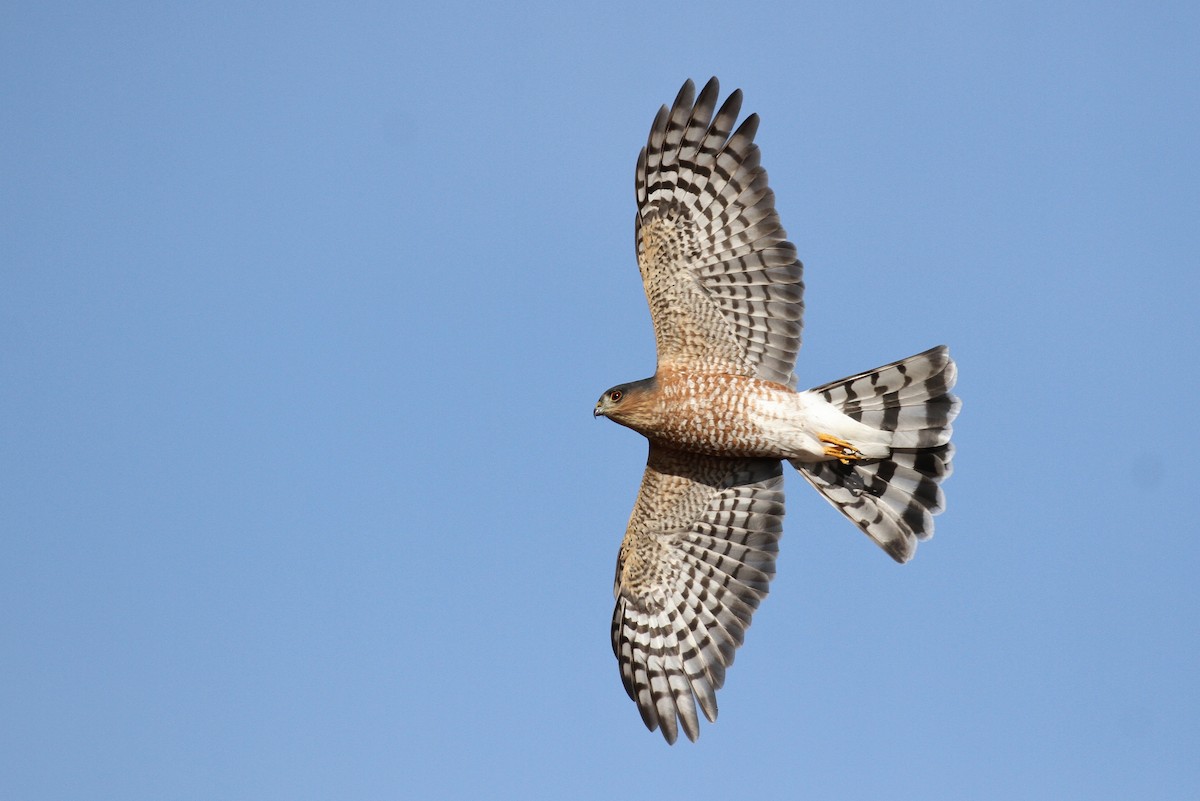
[611,445,785,743]
[635,78,804,387]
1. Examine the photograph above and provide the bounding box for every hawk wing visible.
[611,445,785,743]
[635,78,804,387]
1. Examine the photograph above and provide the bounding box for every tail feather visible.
[810,345,958,439]
[794,346,959,563]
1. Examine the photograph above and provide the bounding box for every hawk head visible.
[594,376,658,426]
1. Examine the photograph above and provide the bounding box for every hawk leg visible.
[819,433,864,465]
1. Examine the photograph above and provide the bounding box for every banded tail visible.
[792,346,960,562]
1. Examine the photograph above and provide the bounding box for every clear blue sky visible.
[3,2,1198,799]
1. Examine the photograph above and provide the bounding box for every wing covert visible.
[635,78,804,387]
[611,445,785,743]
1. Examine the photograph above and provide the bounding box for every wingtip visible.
[673,78,696,109]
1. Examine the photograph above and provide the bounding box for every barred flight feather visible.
[635,77,804,388]
[613,447,783,743]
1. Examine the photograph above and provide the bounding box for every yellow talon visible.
[819,433,863,464]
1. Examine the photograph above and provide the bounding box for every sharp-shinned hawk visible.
[594,78,960,744]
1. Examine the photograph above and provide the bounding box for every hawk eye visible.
[609,389,623,402]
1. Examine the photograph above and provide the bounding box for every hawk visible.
[594,78,960,744]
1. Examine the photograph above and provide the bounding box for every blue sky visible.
[3,2,1198,799]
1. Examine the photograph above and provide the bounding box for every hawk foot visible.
[819,433,864,465]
